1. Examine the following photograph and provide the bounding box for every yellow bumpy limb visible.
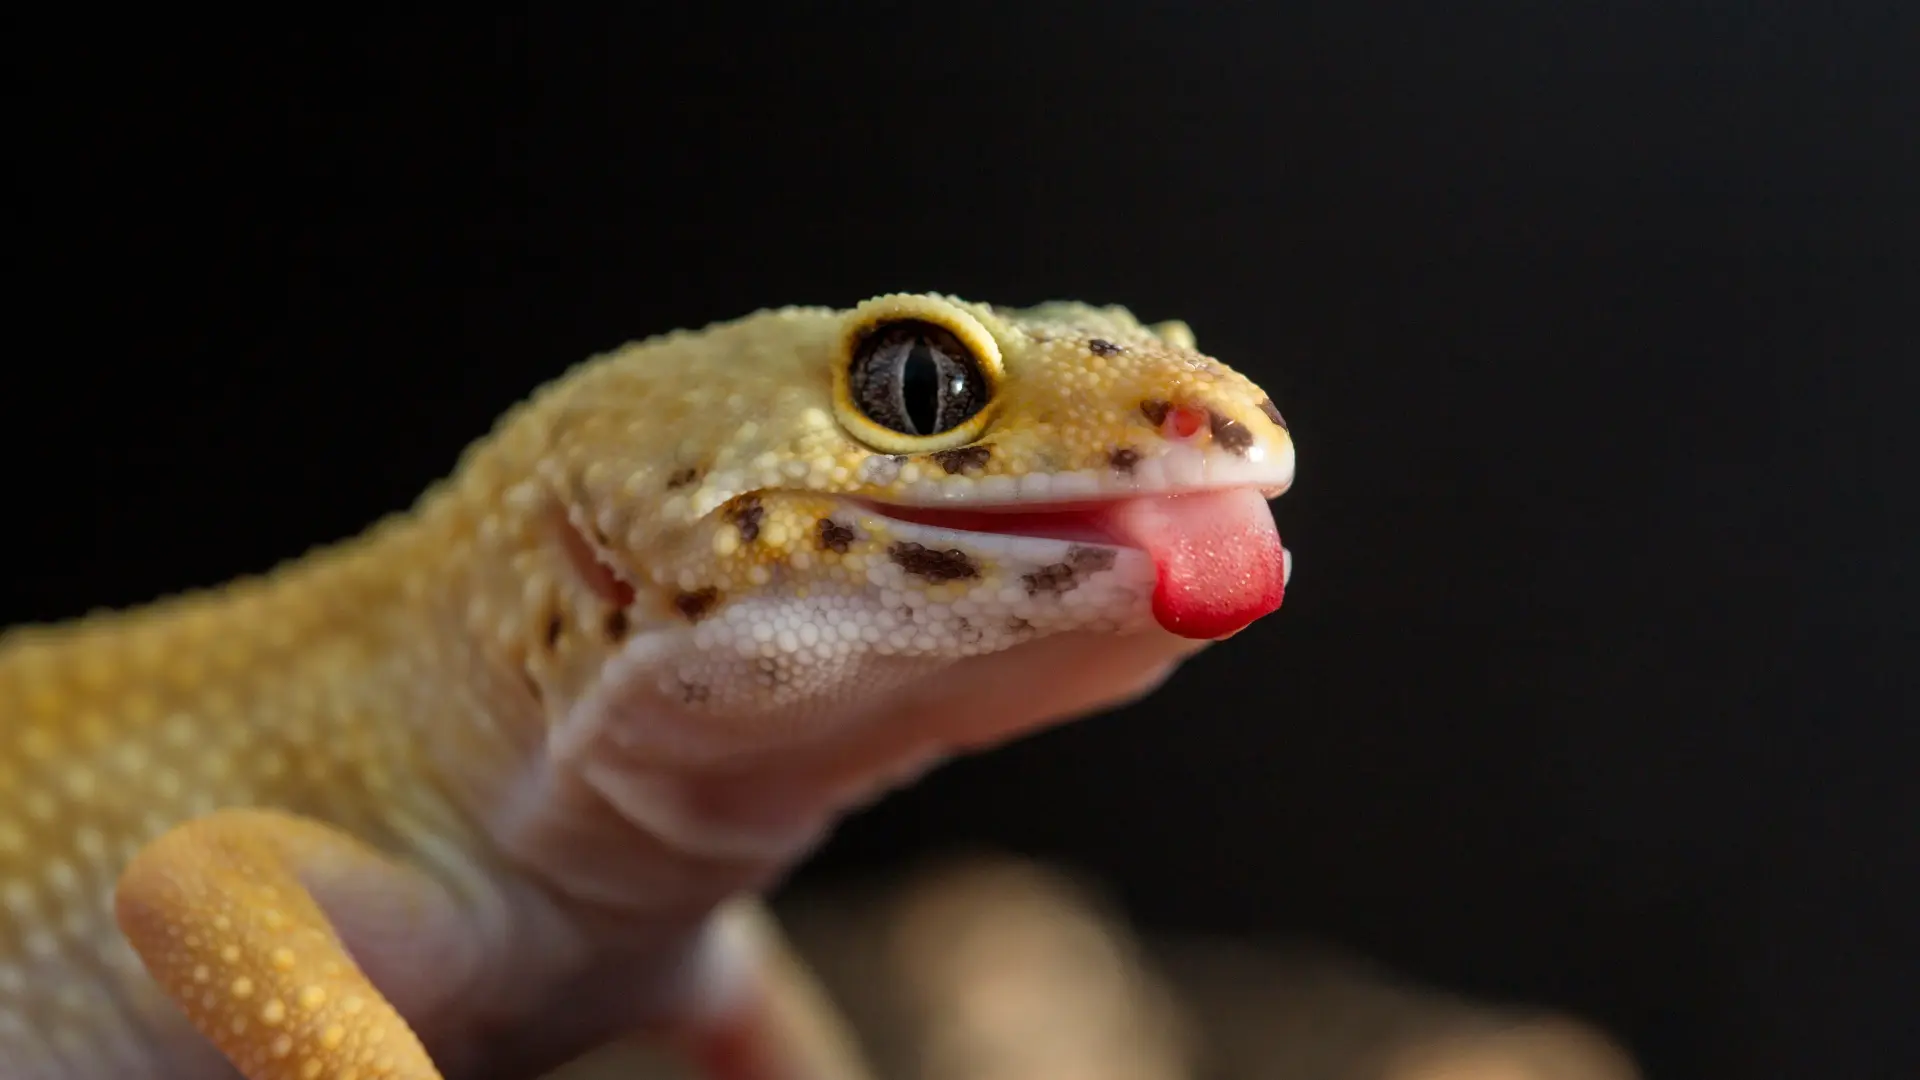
[113,808,445,1080]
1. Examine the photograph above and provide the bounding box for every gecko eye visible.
[847,321,990,437]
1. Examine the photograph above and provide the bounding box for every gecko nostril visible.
[1142,398,1258,453]
[1159,403,1209,442]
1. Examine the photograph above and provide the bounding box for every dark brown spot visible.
[817,518,855,553]
[1209,410,1255,456]
[1024,545,1118,597]
[1256,397,1287,431]
[666,467,700,489]
[679,680,710,704]
[1068,546,1117,573]
[1023,563,1077,596]
[604,608,629,641]
[1140,399,1172,426]
[929,445,992,475]
[543,614,563,650]
[1006,616,1034,634]
[673,587,720,621]
[1087,338,1122,357]
[888,542,980,583]
[1108,447,1140,474]
[727,495,764,543]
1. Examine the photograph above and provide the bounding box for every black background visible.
[9,7,1914,1078]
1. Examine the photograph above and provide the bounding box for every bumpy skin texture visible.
[0,294,1295,1079]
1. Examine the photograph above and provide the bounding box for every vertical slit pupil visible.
[901,341,941,435]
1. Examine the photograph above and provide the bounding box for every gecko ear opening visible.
[833,294,1003,455]
[556,508,636,610]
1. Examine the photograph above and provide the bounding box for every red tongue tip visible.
[1151,533,1287,640]
[1104,488,1288,641]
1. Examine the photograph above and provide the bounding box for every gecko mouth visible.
[861,499,1130,546]
[858,486,1290,640]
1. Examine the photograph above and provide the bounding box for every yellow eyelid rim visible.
[832,294,1005,455]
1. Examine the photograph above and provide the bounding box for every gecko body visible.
[0,294,1295,1079]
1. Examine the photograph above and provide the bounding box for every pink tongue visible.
[1102,488,1288,640]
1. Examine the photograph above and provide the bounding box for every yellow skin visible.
[0,294,1295,1079]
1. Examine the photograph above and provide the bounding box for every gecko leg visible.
[645,899,875,1080]
[114,808,473,1080]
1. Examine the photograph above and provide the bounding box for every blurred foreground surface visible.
[545,856,1639,1080]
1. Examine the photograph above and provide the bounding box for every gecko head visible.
[519,293,1294,771]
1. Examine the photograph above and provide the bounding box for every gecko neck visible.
[0,480,547,856]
